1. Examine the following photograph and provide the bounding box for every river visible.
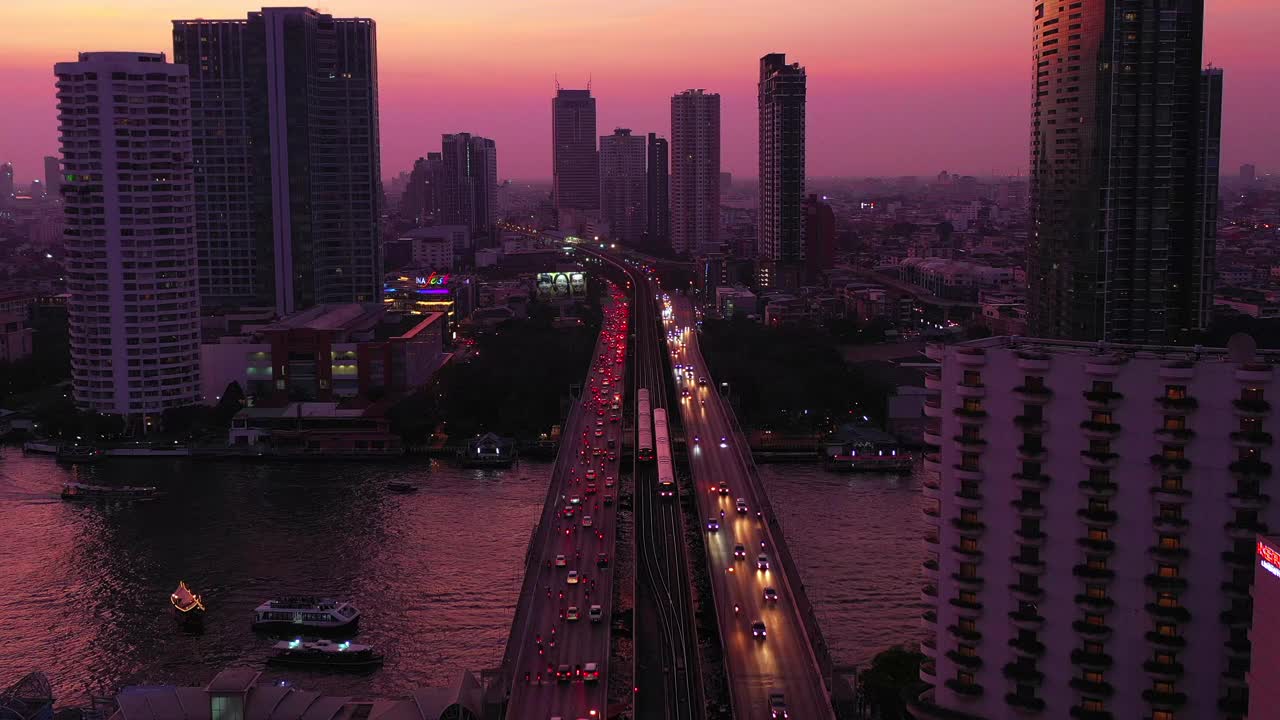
[0,449,923,703]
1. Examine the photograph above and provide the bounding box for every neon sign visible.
[1259,541,1280,579]
[414,272,450,287]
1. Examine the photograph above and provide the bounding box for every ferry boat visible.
[252,598,360,634]
[823,426,913,474]
[170,581,206,629]
[61,482,157,501]
[56,445,106,464]
[267,638,383,670]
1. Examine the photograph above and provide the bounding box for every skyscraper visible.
[552,86,599,227]
[440,133,498,242]
[43,156,61,198]
[401,153,445,226]
[757,53,806,287]
[599,128,647,245]
[1026,1,1221,344]
[55,52,201,420]
[671,89,721,255]
[173,7,381,315]
[646,133,670,252]
[802,194,835,281]
[0,163,12,201]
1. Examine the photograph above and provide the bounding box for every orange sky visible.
[1,0,1274,182]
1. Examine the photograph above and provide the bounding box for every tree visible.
[858,645,924,720]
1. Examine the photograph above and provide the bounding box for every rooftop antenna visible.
[555,73,560,92]
[587,74,592,92]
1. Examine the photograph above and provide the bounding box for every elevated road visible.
[503,286,630,719]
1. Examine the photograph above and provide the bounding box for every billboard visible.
[536,271,587,300]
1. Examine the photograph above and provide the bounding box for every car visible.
[567,570,580,584]
[604,476,616,488]
[608,451,618,461]
[570,495,582,505]
[707,518,720,532]
[596,552,609,568]
[719,436,729,448]
[555,554,567,567]
[589,604,603,622]
[733,544,746,559]
[566,606,580,621]
[718,482,730,496]
[769,692,789,718]
[582,515,593,527]
[583,662,600,682]
[610,414,619,423]
[585,483,597,495]
[595,418,604,427]
[698,376,708,386]
[752,621,767,639]
[556,664,572,682]
[585,470,596,480]
[562,505,576,518]
[681,389,690,398]
[594,429,604,437]
[757,554,771,571]
[736,498,748,513]
[763,587,779,602]
[603,494,615,506]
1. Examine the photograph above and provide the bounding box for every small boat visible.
[61,482,157,501]
[171,581,206,628]
[56,445,105,464]
[267,638,383,670]
[386,481,418,493]
[252,597,360,634]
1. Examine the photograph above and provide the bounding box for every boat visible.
[171,581,206,628]
[61,482,157,500]
[823,425,913,474]
[56,445,105,464]
[386,481,418,493]
[252,597,360,634]
[267,638,383,670]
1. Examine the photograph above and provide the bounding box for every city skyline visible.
[1,0,1275,184]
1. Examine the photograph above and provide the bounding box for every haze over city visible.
[1,0,1276,181]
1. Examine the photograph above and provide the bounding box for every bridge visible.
[497,244,834,719]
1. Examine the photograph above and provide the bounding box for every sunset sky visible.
[1,0,1274,183]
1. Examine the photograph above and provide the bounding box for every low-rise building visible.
[0,309,32,362]
[714,286,757,319]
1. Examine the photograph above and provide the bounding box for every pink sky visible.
[0,0,1274,184]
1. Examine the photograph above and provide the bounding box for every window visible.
[957,670,975,686]
[1091,380,1113,394]
[959,591,978,605]
[1156,592,1179,609]
[1156,622,1177,637]
[1082,698,1105,712]
[1088,527,1109,543]
[1161,475,1183,491]
[961,509,979,524]
[1083,671,1105,684]
[1089,469,1110,484]
[1089,439,1111,454]
[1162,445,1184,460]
[1158,564,1178,578]
[959,562,978,578]
[1085,584,1107,600]
[963,370,982,386]
[961,425,982,442]
[1153,712,1175,720]
[1159,504,1182,520]
[960,537,979,553]
[210,697,244,720]
[1163,415,1186,430]
[959,618,977,634]
[1086,556,1107,571]
[1084,641,1104,654]
[963,397,983,412]
[1088,498,1109,513]
[1085,613,1104,626]
[961,453,980,471]
[1165,385,1187,400]
[958,643,978,657]
[1242,387,1265,402]
[1158,535,1180,550]
[1024,375,1045,390]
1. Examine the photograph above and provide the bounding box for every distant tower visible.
[671,89,721,256]
[441,133,498,241]
[757,53,806,287]
[55,52,201,420]
[1240,164,1257,183]
[646,133,670,252]
[43,156,61,198]
[1026,0,1221,343]
[0,162,12,200]
[599,128,647,244]
[552,86,599,227]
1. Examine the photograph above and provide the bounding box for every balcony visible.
[923,505,941,520]
[1080,420,1122,437]
[1149,544,1189,562]
[1152,515,1190,534]
[1144,631,1187,649]
[921,637,938,658]
[1011,499,1047,519]
[1013,415,1049,433]
[955,382,986,399]
[1225,518,1269,540]
[922,558,940,579]
[1234,364,1273,384]
[923,398,944,418]
[1085,357,1123,377]
[1012,385,1053,404]
[923,532,940,548]
[922,427,943,447]
[919,659,936,683]
[1144,574,1189,592]
[1232,397,1271,416]
[1016,352,1051,372]
[1143,659,1185,679]
[1018,445,1048,463]
[943,678,984,697]
[951,572,985,589]
[1076,508,1118,526]
[1150,486,1191,505]
[924,369,942,390]
[952,543,983,560]
[1074,593,1114,611]
[925,343,945,362]
[1229,459,1273,479]
[1069,649,1114,670]
[1072,620,1113,639]
[955,348,986,366]
[1008,636,1045,657]
[1002,662,1044,685]
[1158,362,1195,381]
[954,489,984,509]
[1014,471,1050,491]
[1014,527,1048,546]
[1154,395,1198,411]
[953,407,988,424]
[1069,709,1114,720]
[1230,430,1273,448]
[1005,693,1046,713]
[1009,608,1046,630]
[1218,696,1249,715]
[951,517,986,534]
[1225,636,1252,657]
[1154,427,1194,445]
[1148,454,1190,472]
[1076,536,1115,554]
[920,584,938,604]
[922,609,937,624]
[1009,582,1045,603]
[1069,677,1114,696]
[1073,564,1115,581]
[1083,389,1124,409]
[1146,604,1191,622]
[945,649,983,669]
[953,464,984,482]
[1141,689,1188,709]
[1079,479,1118,498]
[923,453,942,472]
[1222,551,1253,570]
[949,596,984,614]
[953,434,988,449]
[1011,555,1047,575]
[1227,491,1270,511]
[1081,450,1120,469]
[947,623,981,641]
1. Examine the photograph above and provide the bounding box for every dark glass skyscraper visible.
[552,87,599,225]
[599,128,647,245]
[1027,0,1221,343]
[173,7,381,315]
[646,133,670,252]
[757,53,806,287]
[671,89,721,256]
[401,153,445,226]
[440,133,498,241]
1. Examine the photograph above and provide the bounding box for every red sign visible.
[1258,540,1280,567]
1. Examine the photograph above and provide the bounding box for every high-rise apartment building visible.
[802,193,834,281]
[173,7,381,315]
[646,133,670,252]
[599,128,647,245]
[55,52,201,419]
[551,87,599,226]
[1027,1,1221,343]
[671,89,721,256]
[43,156,61,199]
[757,53,806,287]
[440,133,497,243]
[912,336,1273,720]
[0,163,13,201]
[401,153,445,226]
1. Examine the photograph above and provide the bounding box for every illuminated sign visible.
[536,271,587,299]
[1261,541,1280,579]
[414,272,450,287]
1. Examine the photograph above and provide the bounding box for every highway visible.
[628,268,703,720]
[505,285,630,720]
[664,295,835,720]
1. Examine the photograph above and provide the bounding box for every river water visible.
[0,449,923,703]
